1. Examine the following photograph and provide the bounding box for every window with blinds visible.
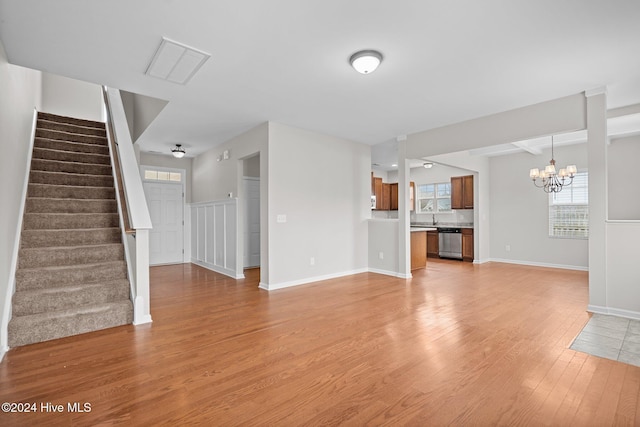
[417,182,451,213]
[549,171,588,238]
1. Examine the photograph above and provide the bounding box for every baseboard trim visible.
[0,345,7,363]
[587,305,640,321]
[368,268,412,279]
[488,258,588,271]
[259,268,369,291]
[191,259,245,279]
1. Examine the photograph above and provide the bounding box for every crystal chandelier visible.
[529,136,577,193]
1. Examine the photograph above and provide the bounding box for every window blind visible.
[548,172,588,238]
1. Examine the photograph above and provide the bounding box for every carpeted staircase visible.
[8,112,133,348]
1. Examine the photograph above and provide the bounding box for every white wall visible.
[489,144,589,269]
[608,135,640,220]
[0,40,42,357]
[192,123,268,202]
[368,220,400,275]
[265,122,370,288]
[40,72,102,121]
[192,122,268,281]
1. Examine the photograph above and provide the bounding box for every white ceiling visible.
[1,1,640,158]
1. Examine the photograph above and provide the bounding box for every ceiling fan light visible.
[350,50,383,74]
[171,144,186,158]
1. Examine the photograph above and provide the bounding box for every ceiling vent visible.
[145,37,210,84]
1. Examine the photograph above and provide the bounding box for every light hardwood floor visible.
[1,260,639,425]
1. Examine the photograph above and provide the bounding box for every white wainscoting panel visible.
[190,199,244,279]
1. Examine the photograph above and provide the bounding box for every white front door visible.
[243,178,260,268]
[144,181,184,265]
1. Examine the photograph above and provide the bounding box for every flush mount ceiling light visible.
[171,144,186,158]
[529,135,576,193]
[145,37,210,84]
[349,50,383,74]
[423,162,434,169]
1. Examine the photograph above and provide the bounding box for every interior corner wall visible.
[192,123,268,203]
[40,72,102,122]
[489,144,588,269]
[0,40,42,354]
[266,122,370,287]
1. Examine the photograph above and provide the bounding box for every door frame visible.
[140,165,188,263]
[242,176,261,268]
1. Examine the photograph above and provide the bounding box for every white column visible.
[586,87,607,311]
[133,229,153,325]
[397,137,412,278]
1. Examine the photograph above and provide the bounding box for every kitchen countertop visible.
[410,227,437,232]
[411,222,474,229]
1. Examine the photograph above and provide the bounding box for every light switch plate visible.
[277,214,287,223]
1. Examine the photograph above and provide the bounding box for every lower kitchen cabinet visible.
[411,231,427,270]
[427,230,439,258]
[462,228,474,262]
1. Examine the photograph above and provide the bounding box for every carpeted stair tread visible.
[21,227,121,248]
[32,146,111,165]
[38,112,105,129]
[12,279,130,316]
[35,137,109,155]
[31,158,112,176]
[24,212,119,229]
[19,243,124,269]
[37,119,107,137]
[28,183,115,200]
[25,197,117,214]
[16,261,128,291]
[35,128,107,146]
[30,170,114,187]
[8,300,133,348]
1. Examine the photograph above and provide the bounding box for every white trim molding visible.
[587,305,640,321]
[368,268,412,279]
[488,258,589,272]
[259,268,369,291]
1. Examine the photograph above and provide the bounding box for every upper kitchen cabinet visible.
[451,175,474,209]
[372,175,383,210]
[390,183,398,210]
[371,173,415,211]
[381,183,391,210]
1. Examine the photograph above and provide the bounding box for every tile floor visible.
[571,313,640,367]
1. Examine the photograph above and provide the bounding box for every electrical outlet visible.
[310,257,315,266]
[379,251,384,260]
[506,245,511,252]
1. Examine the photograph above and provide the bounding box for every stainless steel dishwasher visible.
[438,227,462,260]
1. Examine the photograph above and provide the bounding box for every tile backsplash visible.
[411,209,473,225]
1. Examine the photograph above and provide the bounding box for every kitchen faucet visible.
[432,213,437,225]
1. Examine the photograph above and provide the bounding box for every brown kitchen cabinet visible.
[371,173,415,211]
[411,231,427,270]
[427,230,439,258]
[390,183,398,210]
[462,228,474,262]
[381,183,391,210]
[451,175,474,209]
[409,181,415,211]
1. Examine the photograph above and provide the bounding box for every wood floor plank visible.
[2,260,640,425]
